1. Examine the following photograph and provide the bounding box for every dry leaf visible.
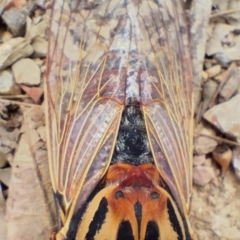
[213,144,232,176]
[5,106,56,240]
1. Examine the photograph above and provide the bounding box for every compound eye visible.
[114,190,125,199]
[150,191,160,199]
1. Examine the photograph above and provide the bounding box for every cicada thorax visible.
[65,101,192,240]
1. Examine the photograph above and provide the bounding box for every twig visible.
[0,95,29,99]
[194,131,240,147]
[211,8,240,18]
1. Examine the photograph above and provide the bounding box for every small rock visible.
[206,24,234,56]
[214,70,227,82]
[204,94,240,142]
[193,155,206,166]
[203,158,213,167]
[2,2,34,37]
[204,59,217,69]
[219,64,240,103]
[35,0,46,8]
[194,124,218,154]
[201,71,208,82]
[206,23,240,64]
[200,80,218,117]
[0,37,34,70]
[205,65,221,78]
[12,58,41,85]
[193,165,215,186]
[32,37,47,58]
[25,14,48,41]
[0,69,20,95]
[0,30,12,43]
[30,108,44,123]
[33,58,44,67]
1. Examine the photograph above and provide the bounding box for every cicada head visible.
[76,164,193,240]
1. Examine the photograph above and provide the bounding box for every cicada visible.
[45,0,194,239]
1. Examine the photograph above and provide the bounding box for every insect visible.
[45,0,194,239]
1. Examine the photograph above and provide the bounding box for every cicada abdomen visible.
[45,0,194,239]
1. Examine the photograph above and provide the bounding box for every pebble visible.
[206,23,240,64]
[32,37,47,58]
[193,155,206,166]
[219,65,240,103]
[201,70,208,82]
[204,94,240,143]
[0,37,34,70]
[0,69,20,95]
[2,6,29,37]
[12,58,41,85]
[194,125,218,154]
[0,30,13,43]
[193,165,215,186]
[205,64,221,78]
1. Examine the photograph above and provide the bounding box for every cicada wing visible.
[45,0,126,225]
[138,0,193,214]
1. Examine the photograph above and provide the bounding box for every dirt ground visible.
[191,166,240,239]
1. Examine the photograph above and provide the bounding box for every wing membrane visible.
[137,0,193,213]
[45,0,193,231]
[45,0,126,218]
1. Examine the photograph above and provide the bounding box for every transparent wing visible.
[45,0,126,221]
[136,0,193,214]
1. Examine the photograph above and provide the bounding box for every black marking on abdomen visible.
[84,197,108,240]
[145,220,160,240]
[117,220,134,240]
[167,199,183,240]
[134,201,142,237]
